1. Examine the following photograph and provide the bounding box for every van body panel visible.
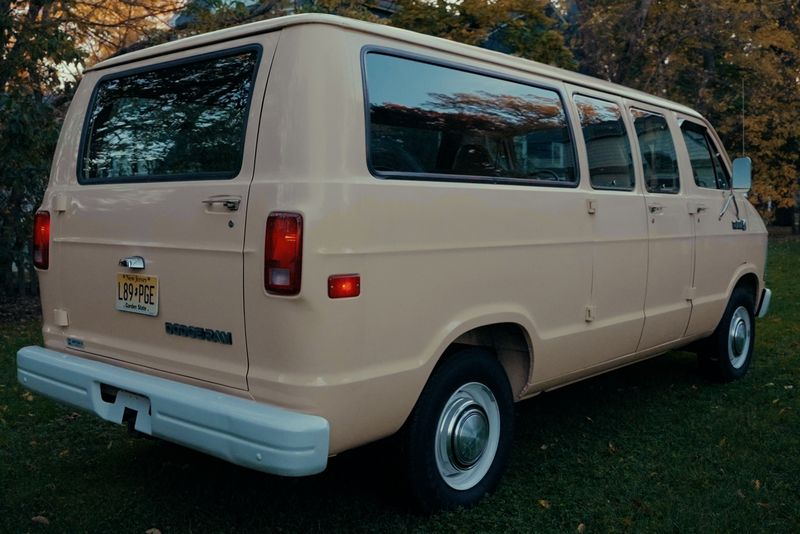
[244,26,595,450]
[40,33,279,389]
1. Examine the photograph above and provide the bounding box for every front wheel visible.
[699,286,756,382]
[400,348,514,512]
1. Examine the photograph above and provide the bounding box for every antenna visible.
[741,78,745,156]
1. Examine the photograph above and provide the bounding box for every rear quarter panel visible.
[244,25,596,453]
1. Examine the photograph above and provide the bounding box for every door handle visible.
[689,202,708,215]
[119,256,145,270]
[202,195,241,211]
[648,204,664,214]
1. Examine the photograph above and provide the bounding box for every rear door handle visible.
[119,256,145,270]
[648,203,664,214]
[202,195,241,211]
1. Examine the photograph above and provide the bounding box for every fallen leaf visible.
[58,449,69,458]
[772,398,780,404]
[756,502,770,509]
[778,408,787,416]
[784,385,794,390]
[736,490,746,499]
[718,437,727,448]
[144,529,161,534]
[31,515,49,525]
[540,444,548,450]
[753,479,761,491]
[608,442,618,454]
[107,441,113,450]
[538,499,551,509]
[577,523,586,533]
[765,382,775,387]
[691,384,698,390]
[22,391,34,402]
[585,416,593,423]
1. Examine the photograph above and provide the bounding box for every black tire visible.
[400,348,514,512]
[699,286,756,382]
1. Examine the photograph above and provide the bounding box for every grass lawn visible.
[1,240,798,533]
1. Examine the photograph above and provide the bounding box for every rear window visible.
[79,47,260,184]
[364,52,576,185]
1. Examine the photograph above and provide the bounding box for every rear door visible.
[50,35,278,389]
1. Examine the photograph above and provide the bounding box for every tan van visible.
[18,14,771,510]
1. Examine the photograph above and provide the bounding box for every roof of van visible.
[89,14,702,118]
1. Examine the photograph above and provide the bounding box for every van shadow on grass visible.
[91,350,706,530]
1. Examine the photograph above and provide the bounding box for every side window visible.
[573,95,635,190]
[631,109,680,194]
[364,53,576,184]
[680,122,731,189]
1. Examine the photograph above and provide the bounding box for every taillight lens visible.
[33,211,50,270]
[328,274,361,299]
[265,212,303,295]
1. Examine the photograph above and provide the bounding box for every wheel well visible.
[735,272,759,303]
[443,323,532,400]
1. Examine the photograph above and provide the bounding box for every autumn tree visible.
[567,0,800,214]
[171,1,572,66]
[1,0,183,295]
[392,0,574,68]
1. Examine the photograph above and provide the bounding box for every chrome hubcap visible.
[452,407,489,468]
[727,306,751,369]
[435,382,500,490]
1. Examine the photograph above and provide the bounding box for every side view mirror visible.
[732,157,752,192]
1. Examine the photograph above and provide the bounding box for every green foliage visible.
[1,1,182,296]
[0,94,62,294]
[0,1,82,295]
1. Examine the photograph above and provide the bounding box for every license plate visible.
[116,273,159,316]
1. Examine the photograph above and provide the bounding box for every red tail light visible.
[265,212,303,295]
[33,211,50,270]
[328,274,361,299]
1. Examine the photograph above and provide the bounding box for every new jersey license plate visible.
[116,273,159,316]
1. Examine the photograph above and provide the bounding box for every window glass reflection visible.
[631,109,680,194]
[574,95,635,190]
[680,123,730,190]
[366,53,575,183]
[82,49,259,182]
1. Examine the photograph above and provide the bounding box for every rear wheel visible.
[699,287,755,382]
[401,348,514,512]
